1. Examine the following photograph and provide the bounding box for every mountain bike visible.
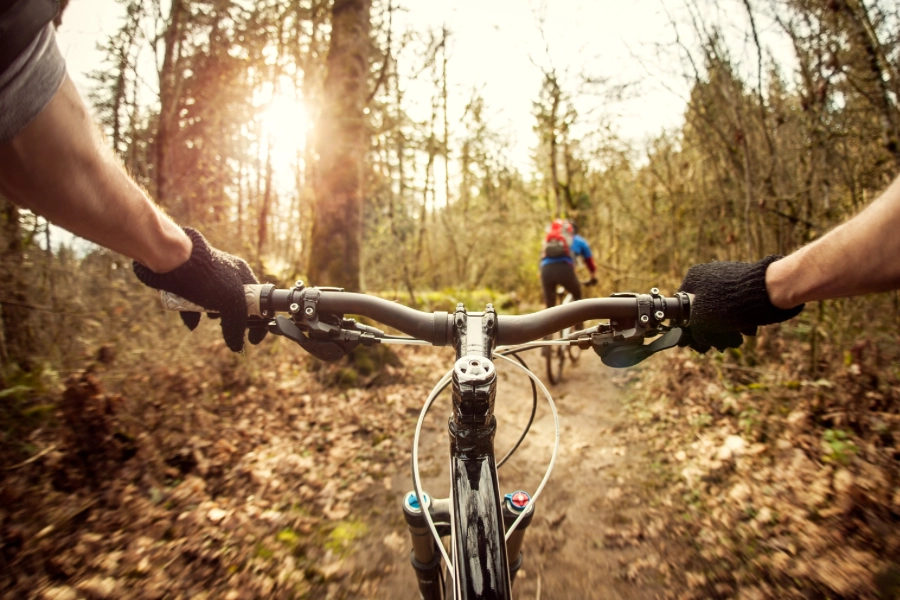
[162,283,691,599]
[545,279,597,385]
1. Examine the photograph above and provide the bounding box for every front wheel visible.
[567,342,582,364]
[545,333,565,384]
[561,325,582,365]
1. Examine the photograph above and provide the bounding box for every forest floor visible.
[1,341,690,600]
[2,324,899,599]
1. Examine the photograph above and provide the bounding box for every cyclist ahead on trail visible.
[539,219,598,309]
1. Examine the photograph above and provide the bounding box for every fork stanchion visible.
[408,551,443,600]
[403,492,446,599]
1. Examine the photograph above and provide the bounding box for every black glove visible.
[133,227,267,352]
[677,255,804,353]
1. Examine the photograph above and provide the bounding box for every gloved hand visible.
[586,276,598,287]
[133,227,267,352]
[677,255,804,353]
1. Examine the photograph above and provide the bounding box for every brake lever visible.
[267,316,349,361]
[268,315,378,361]
[596,328,683,368]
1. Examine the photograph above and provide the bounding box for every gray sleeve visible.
[0,23,66,143]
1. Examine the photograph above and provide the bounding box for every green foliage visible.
[333,368,359,388]
[0,363,59,460]
[347,344,402,377]
[690,412,713,429]
[325,520,368,557]
[738,407,760,437]
[276,527,306,557]
[821,429,858,465]
[412,287,522,313]
[277,528,301,547]
[254,544,274,560]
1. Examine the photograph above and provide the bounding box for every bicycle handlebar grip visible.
[159,284,265,317]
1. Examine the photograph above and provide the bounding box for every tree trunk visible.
[0,197,33,368]
[549,80,562,218]
[257,136,274,269]
[155,0,185,209]
[307,0,371,291]
[841,0,900,168]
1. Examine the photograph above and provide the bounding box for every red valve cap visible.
[510,491,530,509]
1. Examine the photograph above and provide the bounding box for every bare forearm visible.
[767,174,900,308]
[0,75,190,273]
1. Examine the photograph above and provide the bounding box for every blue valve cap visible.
[404,491,430,512]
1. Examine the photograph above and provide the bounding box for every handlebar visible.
[160,284,691,347]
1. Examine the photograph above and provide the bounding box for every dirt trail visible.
[366,352,673,599]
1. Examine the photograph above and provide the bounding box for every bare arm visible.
[0,75,190,273]
[767,174,900,308]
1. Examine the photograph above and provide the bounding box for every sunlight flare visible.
[260,94,308,158]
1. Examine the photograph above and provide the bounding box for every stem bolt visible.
[650,287,660,296]
[289,303,300,313]
[640,314,650,324]
[305,306,315,317]
[655,310,665,320]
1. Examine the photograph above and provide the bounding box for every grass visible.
[325,519,368,558]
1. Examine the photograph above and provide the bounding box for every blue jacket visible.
[540,234,593,268]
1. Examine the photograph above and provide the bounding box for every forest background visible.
[9,0,900,360]
[3,0,900,598]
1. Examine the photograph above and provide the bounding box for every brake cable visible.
[492,352,561,542]
[412,370,456,578]
[494,351,538,469]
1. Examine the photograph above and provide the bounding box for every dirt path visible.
[363,351,674,599]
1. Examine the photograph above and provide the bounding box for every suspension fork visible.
[403,493,451,600]
[502,494,535,585]
[402,493,536,598]
[403,495,537,591]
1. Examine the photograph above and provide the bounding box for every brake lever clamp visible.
[267,285,377,361]
[591,288,684,368]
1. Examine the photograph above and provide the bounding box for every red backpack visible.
[542,219,575,259]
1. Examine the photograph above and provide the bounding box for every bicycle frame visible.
[405,302,519,599]
[449,304,509,598]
